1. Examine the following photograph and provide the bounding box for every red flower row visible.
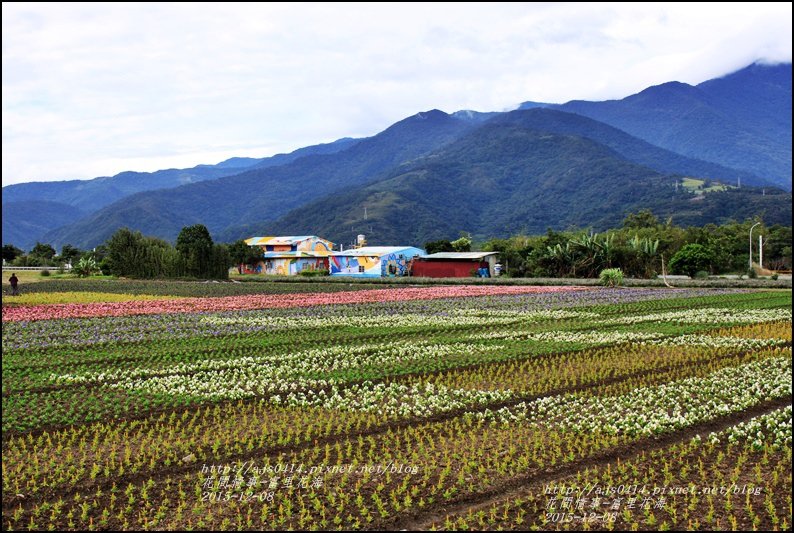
[2,285,589,322]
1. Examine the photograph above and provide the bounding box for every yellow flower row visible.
[3,291,180,306]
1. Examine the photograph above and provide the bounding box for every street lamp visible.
[749,222,761,271]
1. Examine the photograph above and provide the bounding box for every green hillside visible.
[255,123,791,245]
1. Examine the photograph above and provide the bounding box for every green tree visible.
[759,224,791,271]
[450,235,472,252]
[625,235,660,278]
[30,242,56,260]
[104,229,172,278]
[2,244,23,263]
[668,243,714,277]
[425,240,454,254]
[209,243,231,279]
[623,209,659,229]
[176,224,214,278]
[91,244,109,261]
[228,239,262,273]
[105,228,143,277]
[569,232,616,277]
[526,229,573,277]
[58,244,84,265]
[12,254,41,267]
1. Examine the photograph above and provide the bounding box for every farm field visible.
[2,282,791,531]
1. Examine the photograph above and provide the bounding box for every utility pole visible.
[749,222,761,271]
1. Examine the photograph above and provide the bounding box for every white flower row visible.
[640,335,787,350]
[273,381,514,418]
[704,406,792,450]
[467,327,786,350]
[600,307,791,326]
[200,308,791,330]
[467,329,661,344]
[199,308,594,331]
[452,309,600,319]
[108,369,325,400]
[471,355,792,437]
[61,341,504,400]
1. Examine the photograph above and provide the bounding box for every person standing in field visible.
[9,272,20,295]
[478,260,490,278]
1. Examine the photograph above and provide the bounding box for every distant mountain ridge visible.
[3,61,791,250]
[2,137,360,249]
[2,201,87,252]
[247,114,791,245]
[551,62,792,190]
[42,110,475,248]
[2,136,360,212]
[487,109,765,187]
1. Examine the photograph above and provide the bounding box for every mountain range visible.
[549,62,792,190]
[252,111,791,245]
[2,62,791,251]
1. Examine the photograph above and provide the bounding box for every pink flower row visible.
[2,285,589,322]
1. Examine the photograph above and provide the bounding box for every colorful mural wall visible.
[243,236,335,276]
[329,255,381,277]
[297,237,333,254]
[380,252,413,277]
[246,257,328,276]
[245,236,334,255]
[329,247,425,277]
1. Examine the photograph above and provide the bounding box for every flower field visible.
[2,282,791,531]
[2,292,184,307]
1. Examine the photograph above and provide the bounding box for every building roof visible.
[419,252,499,260]
[261,251,329,259]
[245,236,324,246]
[332,246,422,257]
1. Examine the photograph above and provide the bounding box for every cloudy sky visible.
[3,2,791,186]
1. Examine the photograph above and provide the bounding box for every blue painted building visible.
[329,246,425,277]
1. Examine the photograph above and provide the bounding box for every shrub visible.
[99,258,112,276]
[694,270,709,279]
[73,256,102,278]
[299,269,329,277]
[40,269,51,277]
[771,273,779,280]
[747,268,757,279]
[599,268,624,287]
[669,244,714,278]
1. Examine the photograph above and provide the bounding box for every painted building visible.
[244,236,335,275]
[329,246,425,277]
[412,252,500,278]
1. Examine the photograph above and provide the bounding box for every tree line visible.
[2,212,792,280]
[429,211,791,278]
[3,225,233,280]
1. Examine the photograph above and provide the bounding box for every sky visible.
[2,2,792,187]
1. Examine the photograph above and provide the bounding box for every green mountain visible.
[41,111,474,248]
[8,63,790,250]
[2,137,359,213]
[252,120,791,245]
[488,109,766,187]
[555,62,792,190]
[2,137,361,249]
[2,201,87,251]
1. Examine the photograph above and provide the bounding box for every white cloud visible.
[2,2,791,186]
